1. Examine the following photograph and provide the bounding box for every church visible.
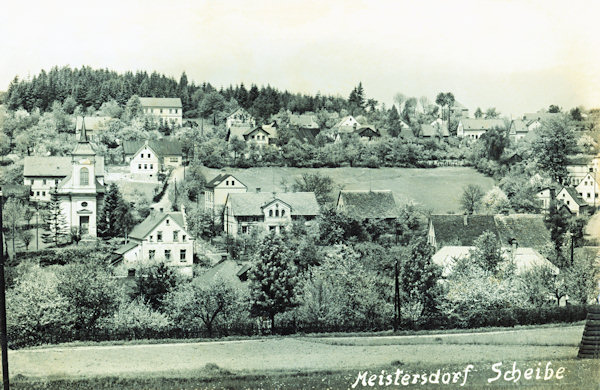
[56,121,105,237]
[24,120,105,238]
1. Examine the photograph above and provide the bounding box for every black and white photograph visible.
[0,0,599,388]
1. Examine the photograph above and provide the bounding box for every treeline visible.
[3,66,349,121]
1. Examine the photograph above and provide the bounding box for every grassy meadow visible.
[200,166,496,213]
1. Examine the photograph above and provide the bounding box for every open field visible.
[201,166,496,213]
[6,324,599,389]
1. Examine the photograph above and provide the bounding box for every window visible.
[166,219,169,226]
[241,226,248,234]
[588,193,591,198]
[269,226,276,232]
[179,249,186,262]
[36,191,40,196]
[149,235,153,241]
[590,168,594,173]
[80,167,89,185]
[144,164,147,169]
[157,231,163,242]
[281,210,285,217]
[55,179,59,186]
[42,191,46,196]
[173,230,178,241]
[175,109,178,114]
[160,109,163,114]
[182,234,186,242]
[170,157,178,162]
[128,269,136,277]
[232,180,235,186]
[81,201,88,207]
[269,209,273,217]
[226,180,229,185]
[149,250,155,260]
[150,164,153,169]
[165,250,171,260]
[275,209,279,217]
[43,179,47,185]
[148,153,151,158]
[30,179,34,185]
[138,164,142,169]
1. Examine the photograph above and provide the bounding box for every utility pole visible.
[394,260,400,332]
[0,190,10,390]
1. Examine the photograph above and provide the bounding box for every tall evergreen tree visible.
[41,189,68,247]
[98,183,134,239]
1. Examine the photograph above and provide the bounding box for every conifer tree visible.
[98,183,134,239]
[41,189,68,247]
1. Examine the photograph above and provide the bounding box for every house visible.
[522,112,562,132]
[420,123,449,138]
[456,119,506,140]
[503,152,523,165]
[355,125,381,141]
[449,101,469,118]
[226,108,256,130]
[336,190,398,221]
[289,114,319,129]
[112,209,194,277]
[204,174,248,215]
[508,119,530,142]
[535,186,559,211]
[332,115,360,133]
[429,213,552,255]
[195,259,251,292]
[139,97,183,127]
[556,187,588,216]
[223,191,320,236]
[227,124,278,146]
[575,173,600,206]
[567,154,600,186]
[75,116,112,141]
[427,214,499,250]
[122,140,183,181]
[24,124,105,203]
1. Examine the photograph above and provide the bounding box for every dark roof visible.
[227,192,320,217]
[195,260,249,293]
[337,190,398,219]
[205,174,246,189]
[522,112,562,122]
[129,211,185,240]
[430,214,499,246]
[292,128,320,146]
[139,97,182,108]
[495,214,551,250]
[122,140,183,157]
[355,125,380,138]
[421,124,449,137]
[23,156,104,177]
[114,242,138,255]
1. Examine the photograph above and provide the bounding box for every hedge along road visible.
[4,325,585,379]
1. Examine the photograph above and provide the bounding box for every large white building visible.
[139,97,183,127]
[204,174,247,217]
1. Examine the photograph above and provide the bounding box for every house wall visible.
[557,189,581,215]
[575,174,600,206]
[212,178,247,210]
[226,110,255,129]
[24,177,61,201]
[535,189,552,211]
[130,146,160,181]
[163,154,182,169]
[136,217,194,266]
[143,107,182,126]
[247,129,270,146]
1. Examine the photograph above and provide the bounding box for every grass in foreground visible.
[8,359,600,390]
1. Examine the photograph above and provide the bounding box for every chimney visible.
[463,214,468,226]
[256,187,261,193]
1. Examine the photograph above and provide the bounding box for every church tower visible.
[57,118,105,238]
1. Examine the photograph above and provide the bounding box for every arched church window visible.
[80,167,89,185]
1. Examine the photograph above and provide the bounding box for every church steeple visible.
[72,116,95,158]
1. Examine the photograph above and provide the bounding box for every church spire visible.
[79,116,88,143]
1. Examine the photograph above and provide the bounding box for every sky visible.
[1,0,599,116]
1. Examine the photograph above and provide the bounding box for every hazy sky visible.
[1,0,598,116]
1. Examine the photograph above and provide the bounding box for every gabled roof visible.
[129,211,186,240]
[139,97,182,108]
[23,156,104,177]
[337,190,398,219]
[122,140,183,156]
[494,214,551,250]
[459,119,506,131]
[227,192,320,217]
[421,124,449,137]
[75,116,112,131]
[509,119,528,133]
[429,214,499,246]
[227,107,252,119]
[205,174,246,189]
[195,260,250,293]
[292,128,320,146]
[114,241,138,255]
[355,125,380,138]
[559,187,588,207]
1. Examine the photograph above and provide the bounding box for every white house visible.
[123,140,183,181]
[223,191,320,236]
[575,173,600,206]
[508,119,530,142]
[567,154,600,186]
[227,124,278,146]
[556,187,588,215]
[204,174,248,215]
[535,187,558,212]
[333,115,360,132]
[139,97,183,127]
[226,108,256,130]
[112,209,194,277]
[457,119,506,140]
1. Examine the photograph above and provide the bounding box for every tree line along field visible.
[200,166,496,213]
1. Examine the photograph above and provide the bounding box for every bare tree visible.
[460,185,484,215]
